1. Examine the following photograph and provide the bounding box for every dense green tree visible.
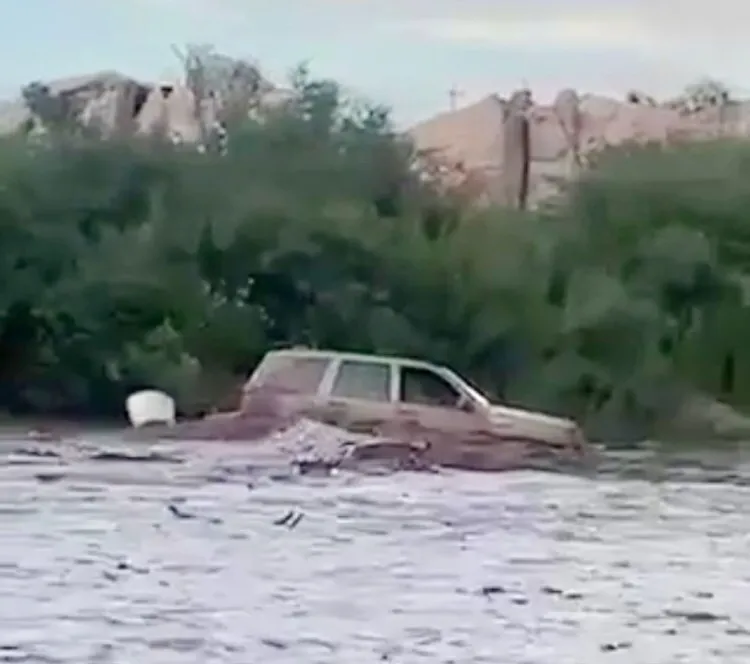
[1,63,750,441]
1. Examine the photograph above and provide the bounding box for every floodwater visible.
[1,435,750,663]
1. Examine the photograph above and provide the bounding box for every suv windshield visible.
[438,368,490,409]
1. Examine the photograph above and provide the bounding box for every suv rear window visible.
[247,354,330,393]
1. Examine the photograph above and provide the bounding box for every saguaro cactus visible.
[501,88,532,210]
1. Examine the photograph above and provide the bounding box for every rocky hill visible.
[408,82,750,208]
[0,55,294,145]
[2,64,745,210]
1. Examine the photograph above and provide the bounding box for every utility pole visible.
[448,85,464,110]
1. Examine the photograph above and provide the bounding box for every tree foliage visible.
[2,62,750,440]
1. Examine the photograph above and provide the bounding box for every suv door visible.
[396,364,484,432]
[314,358,396,434]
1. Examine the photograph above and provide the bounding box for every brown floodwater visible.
[0,432,749,663]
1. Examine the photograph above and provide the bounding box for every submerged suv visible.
[242,348,588,458]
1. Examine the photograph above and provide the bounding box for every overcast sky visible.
[2,0,744,125]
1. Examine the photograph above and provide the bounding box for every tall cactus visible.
[501,88,531,210]
[553,88,582,177]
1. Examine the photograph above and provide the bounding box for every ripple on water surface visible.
[0,438,749,663]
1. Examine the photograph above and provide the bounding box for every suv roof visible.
[264,348,446,372]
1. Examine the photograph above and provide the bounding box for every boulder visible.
[669,394,750,440]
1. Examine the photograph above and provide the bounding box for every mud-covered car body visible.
[241,349,589,470]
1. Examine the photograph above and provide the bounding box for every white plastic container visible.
[125,389,176,428]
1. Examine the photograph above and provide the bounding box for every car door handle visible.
[395,406,422,422]
[328,399,348,408]
[396,405,420,414]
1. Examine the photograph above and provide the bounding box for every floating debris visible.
[11,447,61,458]
[89,450,180,463]
[167,503,196,520]
[665,609,728,623]
[273,510,304,529]
[166,502,222,525]
[34,471,65,483]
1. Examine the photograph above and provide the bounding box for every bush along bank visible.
[2,67,750,442]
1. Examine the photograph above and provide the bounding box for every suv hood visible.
[487,403,578,446]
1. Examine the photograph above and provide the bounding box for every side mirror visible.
[457,396,475,413]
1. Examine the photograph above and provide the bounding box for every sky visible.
[1,0,747,126]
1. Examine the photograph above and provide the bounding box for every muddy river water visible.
[0,434,749,663]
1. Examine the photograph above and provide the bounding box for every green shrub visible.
[1,67,749,439]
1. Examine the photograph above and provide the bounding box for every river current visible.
[0,435,749,663]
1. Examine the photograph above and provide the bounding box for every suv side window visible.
[249,355,330,393]
[330,360,391,402]
[400,366,461,408]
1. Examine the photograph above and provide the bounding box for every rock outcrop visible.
[4,70,742,209]
[669,394,750,441]
[409,84,750,207]
[0,70,294,142]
